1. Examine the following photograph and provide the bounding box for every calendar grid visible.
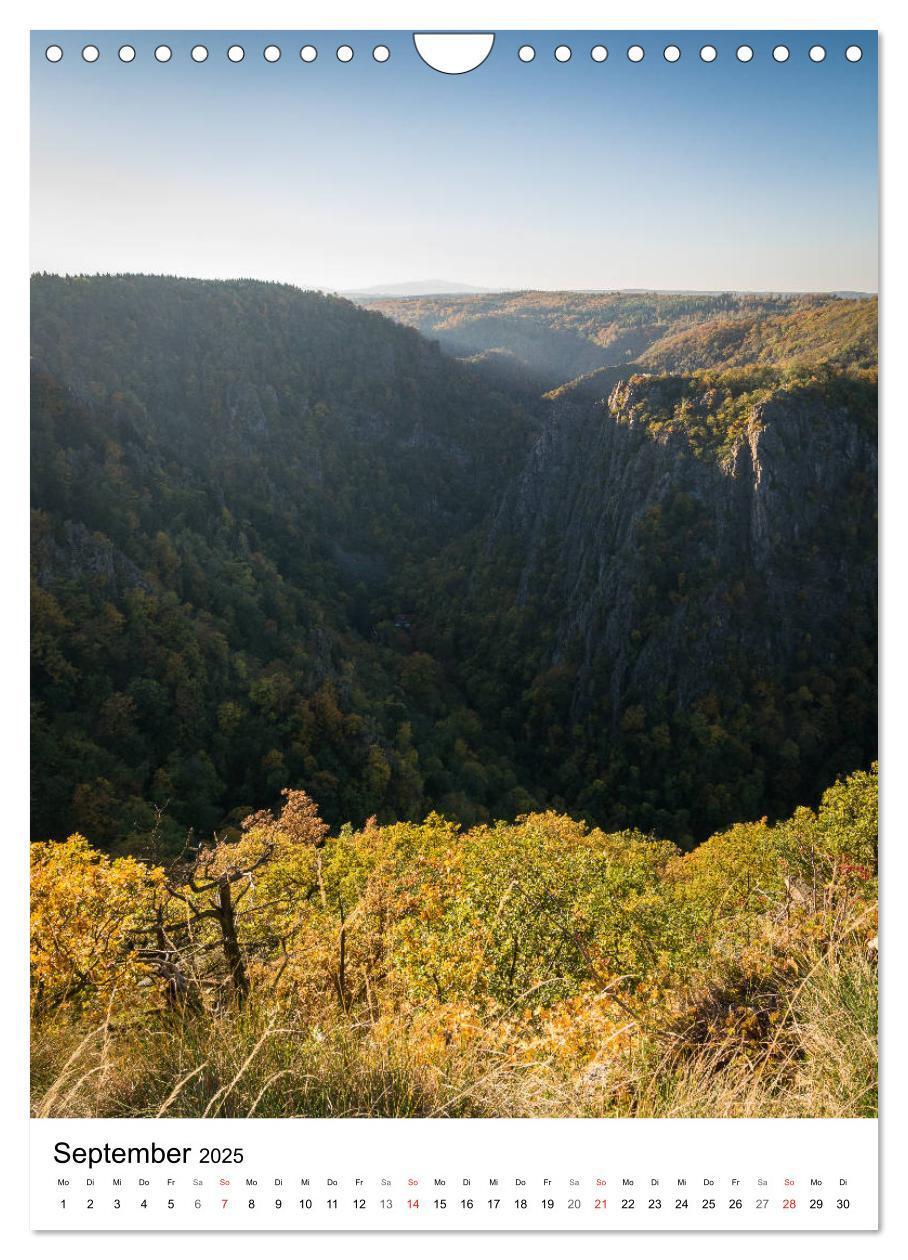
[31,1118,878,1231]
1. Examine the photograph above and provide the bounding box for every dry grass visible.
[31,936,876,1120]
[31,770,879,1120]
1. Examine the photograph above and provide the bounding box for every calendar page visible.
[28,21,878,1235]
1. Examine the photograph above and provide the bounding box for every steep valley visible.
[30,275,877,852]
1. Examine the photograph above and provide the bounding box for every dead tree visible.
[165,843,275,1005]
[130,903,203,1011]
[136,790,327,1009]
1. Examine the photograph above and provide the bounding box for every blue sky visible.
[30,30,878,292]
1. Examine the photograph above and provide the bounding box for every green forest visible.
[32,277,876,854]
[31,276,877,1118]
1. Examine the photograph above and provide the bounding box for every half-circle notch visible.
[413,33,495,75]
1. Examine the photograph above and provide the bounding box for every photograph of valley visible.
[30,32,877,1119]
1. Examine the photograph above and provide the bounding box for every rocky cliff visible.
[422,369,877,840]
[493,378,875,720]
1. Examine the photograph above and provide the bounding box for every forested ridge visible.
[362,289,877,389]
[31,275,876,853]
[31,275,537,849]
[30,274,877,1119]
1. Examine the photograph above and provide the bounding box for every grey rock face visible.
[35,520,151,596]
[490,382,876,726]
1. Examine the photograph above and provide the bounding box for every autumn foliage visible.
[31,766,877,1119]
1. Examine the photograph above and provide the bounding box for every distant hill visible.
[345,279,495,298]
[362,290,878,391]
[637,301,877,374]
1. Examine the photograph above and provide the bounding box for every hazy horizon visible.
[29,269,879,298]
[32,29,877,293]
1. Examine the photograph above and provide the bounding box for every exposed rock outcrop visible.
[489,380,876,726]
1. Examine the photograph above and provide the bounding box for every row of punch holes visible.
[45,42,865,65]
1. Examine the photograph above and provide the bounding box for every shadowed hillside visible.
[32,276,876,852]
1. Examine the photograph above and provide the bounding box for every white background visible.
[2,1,903,1256]
[29,1116,880,1231]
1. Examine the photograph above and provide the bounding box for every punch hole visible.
[518,45,535,62]
[846,45,863,62]
[154,46,172,63]
[809,46,826,62]
[191,45,208,62]
[627,45,644,63]
[118,45,136,63]
[700,45,717,63]
[300,45,318,63]
[736,45,754,62]
[227,45,245,63]
[45,45,63,62]
[554,45,572,63]
[264,45,281,63]
[663,46,681,63]
[773,46,790,63]
[373,45,390,62]
[413,33,495,74]
[591,46,608,63]
[82,45,100,62]
[337,45,354,62]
